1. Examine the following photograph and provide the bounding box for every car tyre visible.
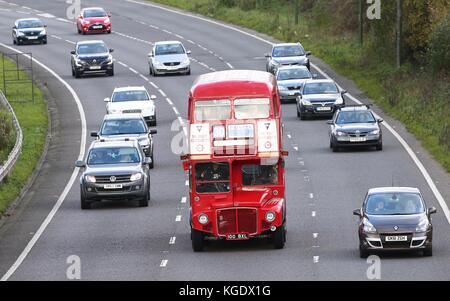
[191,228,205,252]
[423,245,433,257]
[74,70,82,78]
[273,223,286,249]
[186,69,191,76]
[300,112,307,120]
[149,155,154,169]
[80,191,91,210]
[359,246,369,259]
[139,189,150,207]
[332,143,339,152]
[376,142,383,151]
[107,67,114,77]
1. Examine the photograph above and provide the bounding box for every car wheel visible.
[423,245,433,257]
[74,70,82,78]
[376,142,383,151]
[300,112,307,120]
[80,191,91,210]
[186,69,191,76]
[42,40,47,45]
[191,228,205,252]
[71,66,75,76]
[149,66,153,76]
[297,108,301,117]
[359,246,369,259]
[107,67,114,76]
[17,39,22,46]
[13,37,16,45]
[149,155,154,169]
[329,140,333,149]
[139,190,150,207]
[273,223,286,249]
[107,30,111,34]
[332,143,339,152]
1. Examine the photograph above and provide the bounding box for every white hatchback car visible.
[148,41,191,76]
[105,86,157,126]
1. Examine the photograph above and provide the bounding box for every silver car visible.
[148,41,191,76]
[266,43,311,74]
[276,66,316,103]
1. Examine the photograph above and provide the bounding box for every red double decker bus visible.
[182,70,288,251]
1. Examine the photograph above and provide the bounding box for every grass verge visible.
[0,56,48,215]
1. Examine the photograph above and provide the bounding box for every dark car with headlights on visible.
[296,79,346,120]
[276,66,316,103]
[12,18,47,45]
[328,105,383,152]
[354,187,436,258]
[265,43,311,74]
[71,40,114,78]
[75,139,151,209]
[91,114,157,168]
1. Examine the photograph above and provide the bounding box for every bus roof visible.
[191,70,276,99]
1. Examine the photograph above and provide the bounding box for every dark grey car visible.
[91,114,157,168]
[276,66,315,103]
[12,18,47,45]
[328,105,383,152]
[265,43,311,74]
[354,187,436,258]
[75,139,152,209]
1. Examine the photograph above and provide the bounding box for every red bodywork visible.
[77,8,111,34]
[183,70,287,242]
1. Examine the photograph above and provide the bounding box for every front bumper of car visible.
[331,133,382,147]
[153,63,190,74]
[17,34,47,44]
[74,61,113,74]
[359,230,432,252]
[81,178,146,201]
[143,114,156,125]
[82,23,111,33]
[299,102,343,116]
[278,89,301,102]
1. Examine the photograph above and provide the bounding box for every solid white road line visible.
[127,0,450,225]
[0,42,86,281]
[226,62,234,69]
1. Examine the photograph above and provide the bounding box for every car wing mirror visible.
[70,50,76,55]
[44,25,48,28]
[144,157,152,165]
[109,48,114,53]
[326,120,334,125]
[264,53,271,58]
[353,209,362,216]
[75,160,86,168]
[341,90,348,94]
[149,129,157,135]
[377,118,384,123]
[104,97,111,102]
[186,50,191,55]
[428,207,437,215]
[13,25,17,29]
[306,51,312,56]
[90,132,99,138]
[150,95,157,100]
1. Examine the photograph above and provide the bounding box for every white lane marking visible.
[162,29,172,34]
[160,259,168,267]
[309,193,314,199]
[287,134,292,139]
[313,233,318,239]
[313,256,320,263]
[127,0,450,225]
[158,89,167,97]
[169,237,176,245]
[21,6,31,9]
[56,18,73,24]
[149,82,158,89]
[139,74,148,81]
[0,42,86,281]
[128,67,138,74]
[181,197,187,204]
[64,40,76,45]
[186,39,195,45]
[172,106,179,115]
[185,180,189,186]
[149,25,159,30]
[118,61,128,68]
[175,34,184,39]
[177,116,184,125]
[312,211,316,217]
[37,13,55,18]
[166,98,173,106]
[226,62,234,69]
[16,11,31,15]
[293,146,298,151]
[175,215,182,222]
[0,8,11,12]
[8,2,18,6]
[50,35,62,40]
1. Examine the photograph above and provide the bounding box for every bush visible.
[428,14,450,74]
[0,110,14,152]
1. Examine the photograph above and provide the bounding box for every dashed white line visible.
[149,82,158,89]
[175,215,182,222]
[37,13,55,18]
[293,146,299,151]
[186,39,195,45]
[312,211,316,217]
[129,67,138,74]
[226,62,234,69]
[16,11,31,14]
[139,74,148,81]
[287,134,292,139]
[50,35,62,40]
[169,237,176,245]
[172,106,179,115]
[309,193,314,199]
[313,233,318,239]
[158,89,167,97]
[313,256,320,263]
[181,197,187,204]
[118,61,128,68]
[185,180,189,186]
[166,98,173,106]
[65,40,76,45]
[160,259,168,267]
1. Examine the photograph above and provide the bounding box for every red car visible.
[77,7,111,35]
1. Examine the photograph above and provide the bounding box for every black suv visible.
[71,40,114,78]
[328,105,383,152]
[75,139,151,209]
[91,114,157,168]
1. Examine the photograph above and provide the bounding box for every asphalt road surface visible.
[0,0,449,281]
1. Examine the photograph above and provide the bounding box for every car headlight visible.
[39,30,46,36]
[181,58,190,65]
[265,211,276,222]
[130,173,143,181]
[139,138,150,147]
[278,85,288,91]
[336,131,346,137]
[198,214,209,225]
[153,60,163,67]
[75,58,85,66]
[271,60,281,66]
[416,219,429,232]
[105,55,113,65]
[363,218,377,233]
[370,129,380,135]
[108,108,120,114]
[335,97,344,105]
[83,20,90,25]
[17,31,25,37]
[85,175,96,183]
[301,99,312,106]
[104,18,110,24]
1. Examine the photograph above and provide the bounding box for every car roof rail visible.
[341,104,373,109]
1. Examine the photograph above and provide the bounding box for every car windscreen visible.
[242,164,279,186]
[195,99,231,121]
[277,68,311,81]
[101,119,147,135]
[272,45,305,57]
[303,82,339,95]
[155,44,185,55]
[87,147,140,165]
[335,111,376,125]
[77,43,108,55]
[365,193,425,215]
[234,98,270,119]
[112,91,150,102]
[84,9,107,18]
[195,162,230,193]
[18,20,44,29]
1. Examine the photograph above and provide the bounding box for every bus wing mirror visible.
[182,161,190,171]
[281,150,289,157]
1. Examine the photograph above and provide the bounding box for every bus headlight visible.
[265,211,276,222]
[198,214,209,225]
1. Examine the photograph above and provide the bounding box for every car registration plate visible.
[104,184,123,189]
[27,36,38,40]
[316,107,331,111]
[92,25,103,29]
[350,137,367,142]
[226,233,249,240]
[385,236,407,242]
[289,92,296,96]
[90,66,102,70]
